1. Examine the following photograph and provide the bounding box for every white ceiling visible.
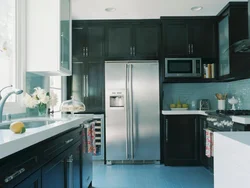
[71,0,247,20]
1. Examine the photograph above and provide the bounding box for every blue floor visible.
[93,162,214,188]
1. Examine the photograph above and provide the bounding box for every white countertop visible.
[215,131,250,148]
[162,110,250,125]
[231,116,250,124]
[162,110,209,115]
[0,114,94,159]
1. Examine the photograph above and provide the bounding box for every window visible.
[0,0,26,114]
[50,76,62,112]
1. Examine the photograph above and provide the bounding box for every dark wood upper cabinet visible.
[72,24,104,61]
[162,17,217,58]
[134,25,160,59]
[164,115,200,166]
[106,21,160,59]
[72,27,86,61]
[163,21,189,56]
[218,2,250,81]
[107,25,133,58]
[86,27,105,58]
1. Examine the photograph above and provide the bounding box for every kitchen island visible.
[0,114,94,188]
[214,132,250,188]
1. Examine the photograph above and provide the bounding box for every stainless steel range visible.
[206,110,250,131]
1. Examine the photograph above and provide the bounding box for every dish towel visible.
[87,121,96,155]
[205,129,213,158]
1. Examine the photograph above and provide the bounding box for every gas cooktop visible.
[216,110,250,116]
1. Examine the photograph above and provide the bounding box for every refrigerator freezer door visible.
[105,62,130,161]
[131,62,160,160]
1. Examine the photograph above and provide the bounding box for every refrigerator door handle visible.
[130,64,134,159]
[125,64,129,159]
[83,75,86,97]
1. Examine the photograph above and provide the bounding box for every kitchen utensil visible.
[228,96,238,110]
[215,93,223,100]
[199,99,210,110]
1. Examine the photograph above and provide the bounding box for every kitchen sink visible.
[0,119,59,129]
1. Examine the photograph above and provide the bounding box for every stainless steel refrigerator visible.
[105,60,160,164]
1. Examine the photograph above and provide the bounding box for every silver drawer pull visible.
[65,138,74,144]
[5,168,25,183]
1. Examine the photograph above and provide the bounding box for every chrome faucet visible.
[0,86,23,123]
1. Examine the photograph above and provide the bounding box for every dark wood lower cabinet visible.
[164,115,200,166]
[0,126,91,188]
[41,141,81,188]
[199,116,208,167]
[14,170,41,188]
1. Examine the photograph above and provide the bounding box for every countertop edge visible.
[0,115,93,159]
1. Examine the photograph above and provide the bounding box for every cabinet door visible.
[85,60,105,113]
[189,20,217,58]
[86,27,104,58]
[199,116,208,167]
[165,115,199,166]
[42,153,66,188]
[60,0,71,71]
[72,28,86,61]
[134,25,159,59]
[106,25,133,58]
[14,170,41,188]
[70,143,81,188]
[163,21,189,56]
[218,16,230,77]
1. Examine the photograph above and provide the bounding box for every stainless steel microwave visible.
[165,58,202,77]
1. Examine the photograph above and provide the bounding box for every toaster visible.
[199,99,210,110]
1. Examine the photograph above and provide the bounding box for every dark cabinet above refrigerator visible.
[105,20,160,60]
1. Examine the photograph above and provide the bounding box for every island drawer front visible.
[40,127,82,164]
[0,151,40,188]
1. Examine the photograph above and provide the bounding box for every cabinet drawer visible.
[0,152,39,188]
[40,127,82,164]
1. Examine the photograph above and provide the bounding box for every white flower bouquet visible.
[23,87,58,115]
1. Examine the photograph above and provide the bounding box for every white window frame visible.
[49,76,62,113]
[3,0,26,115]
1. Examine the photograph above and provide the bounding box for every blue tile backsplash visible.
[163,78,250,110]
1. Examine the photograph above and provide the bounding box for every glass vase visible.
[37,103,47,117]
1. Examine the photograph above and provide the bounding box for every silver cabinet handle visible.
[83,47,86,57]
[133,46,135,56]
[125,64,129,159]
[86,75,89,97]
[4,168,25,183]
[67,154,73,163]
[83,75,86,97]
[86,47,88,57]
[65,138,74,144]
[61,32,64,64]
[129,64,134,159]
[188,44,191,54]
[191,44,194,54]
[166,119,168,142]
[67,155,74,188]
[130,47,133,56]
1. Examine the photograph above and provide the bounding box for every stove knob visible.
[218,123,223,127]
